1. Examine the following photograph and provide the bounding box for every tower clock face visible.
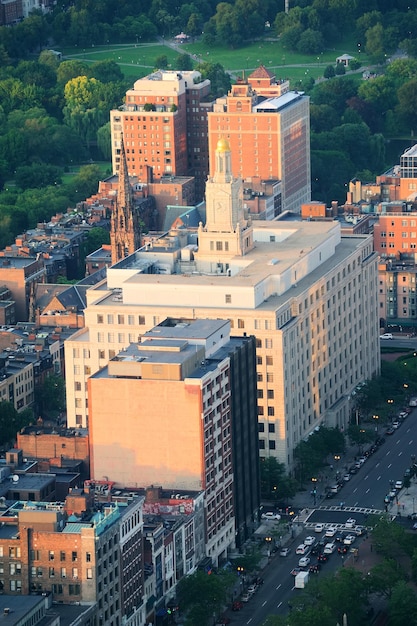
[216,200,227,215]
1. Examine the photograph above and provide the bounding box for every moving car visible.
[380,333,393,339]
[343,534,356,545]
[325,527,337,537]
[323,542,336,554]
[280,546,291,557]
[298,556,311,568]
[304,536,316,546]
[309,562,321,573]
[338,545,348,554]
[296,544,309,555]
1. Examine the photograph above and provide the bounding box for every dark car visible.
[309,562,321,573]
[338,545,348,554]
[217,616,231,625]
[232,601,243,611]
[386,427,395,435]
[375,436,385,446]
[311,544,321,556]
[349,465,358,474]
[317,553,328,563]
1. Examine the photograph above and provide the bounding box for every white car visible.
[261,511,281,521]
[323,542,336,554]
[298,556,311,568]
[280,546,291,557]
[380,333,393,339]
[314,523,324,533]
[325,527,337,537]
[345,518,356,529]
[343,534,356,545]
[395,481,403,490]
[296,544,309,555]
[304,536,316,546]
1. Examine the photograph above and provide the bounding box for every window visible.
[268,440,276,450]
[216,241,222,251]
[86,552,91,562]
[118,315,125,324]
[49,567,55,578]
[238,319,245,329]
[49,551,54,561]
[266,373,274,383]
[72,568,78,579]
[265,339,273,349]
[225,294,231,304]
[61,567,66,578]
[87,568,93,579]
[267,389,274,399]
[139,316,145,325]
[268,406,275,416]
[72,551,78,562]
[266,356,273,366]
[97,315,104,324]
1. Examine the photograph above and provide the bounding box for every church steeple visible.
[110,135,141,264]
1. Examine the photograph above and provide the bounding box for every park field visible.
[62,33,371,88]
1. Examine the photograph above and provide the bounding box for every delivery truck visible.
[295,571,309,589]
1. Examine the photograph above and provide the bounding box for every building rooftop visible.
[0,596,46,625]
[254,91,305,112]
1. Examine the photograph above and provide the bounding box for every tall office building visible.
[88,318,260,556]
[65,140,380,467]
[208,66,311,213]
[110,70,212,201]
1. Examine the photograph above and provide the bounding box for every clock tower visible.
[196,138,254,270]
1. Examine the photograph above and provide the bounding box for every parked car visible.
[386,427,395,435]
[247,584,257,595]
[261,511,281,521]
[280,546,291,557]
[343,474,351,482]
[241,592,251,602]
[345,518,356,528]
[314,523,324,533]
[325,527,337,537]
[392,421,400,429]
[232,601,243,611]
[355,526,366,536]
[395,480,403,490]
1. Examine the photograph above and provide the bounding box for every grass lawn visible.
[62,33,372,86]
[61,161,111,185]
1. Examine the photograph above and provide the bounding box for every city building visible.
[208,67,311,213]
[88,317,260,558]
[0,256,46,322]
[110,69,212,202]
[0,488,146,626]
[65,139,380,468]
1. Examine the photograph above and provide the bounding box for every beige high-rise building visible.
[65,140,380,467]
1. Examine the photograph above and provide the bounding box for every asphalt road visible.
[234,408,417,625]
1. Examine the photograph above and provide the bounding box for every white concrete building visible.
[65,140,380,467]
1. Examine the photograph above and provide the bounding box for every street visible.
[231,407,417,625]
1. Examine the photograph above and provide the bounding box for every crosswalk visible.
[317,505,385,515]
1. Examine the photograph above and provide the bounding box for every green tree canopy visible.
[176,570,235,626]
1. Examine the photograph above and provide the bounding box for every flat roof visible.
[0,596,45,625]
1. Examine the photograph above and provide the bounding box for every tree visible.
[0,401,33,446]
[176,53,193,71]
[15,164,63,191]
[155,54,168,69]
[36,374,66,418]
[260,457,297,501]
[197,62,231,98]
[89,60,124,83]
[397,79,417,128]
[335,62,346,75]
[176,570,235,626]
[323,64,335,79]
[368,559,407,598]
[347,425,374,449]
[296,29,324,54]
[388,581,417,626]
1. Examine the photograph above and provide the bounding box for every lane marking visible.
[353,488,357,493]
[376,462,380,468]
[366,488,370,493]
[377,475,381,480]
[398,451,402,456]
[276,584,281,590]
[364,475,368,480]
[388,463,392,468]
[262,600,267,607]
[277,601,282,608]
